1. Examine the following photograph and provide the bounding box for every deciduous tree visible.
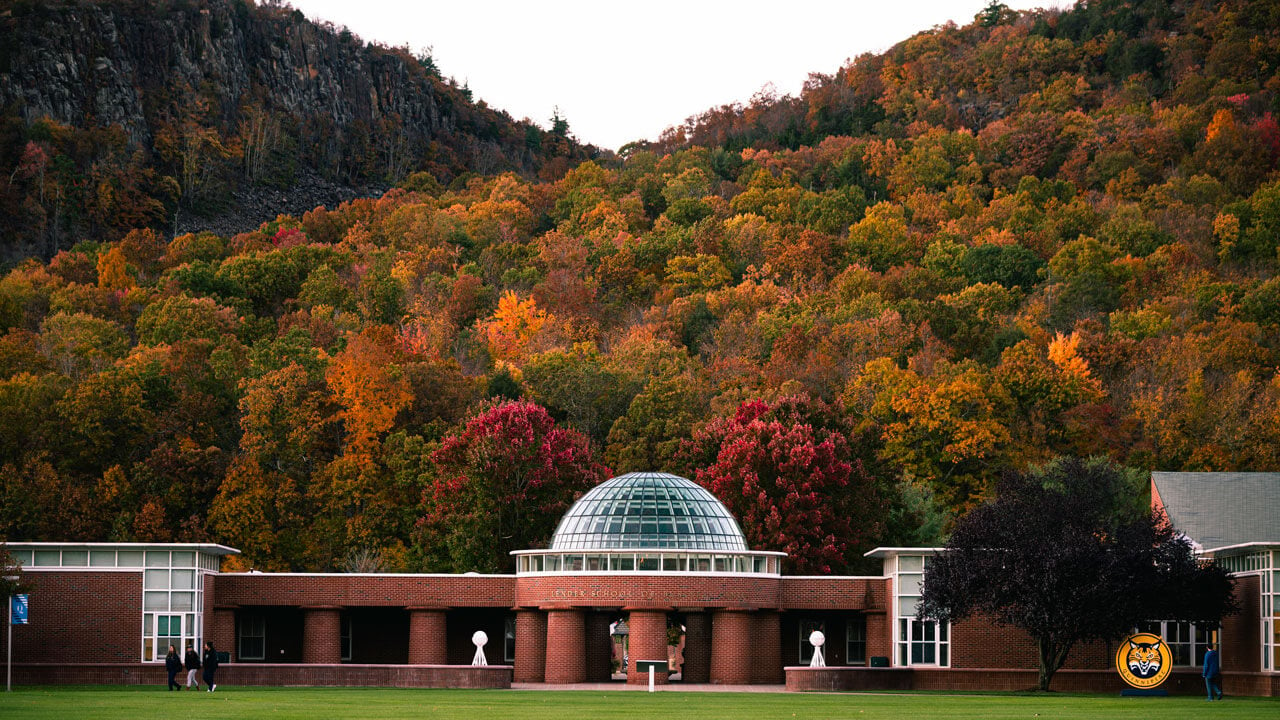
[918,457,1237,691]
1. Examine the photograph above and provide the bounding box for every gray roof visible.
[1151,472,1280,551]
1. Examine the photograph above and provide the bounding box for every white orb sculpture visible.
[808,630,826,667]
[472,630,489,666]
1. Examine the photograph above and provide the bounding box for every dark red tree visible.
[423,400,609,572]
[682,396,881,574]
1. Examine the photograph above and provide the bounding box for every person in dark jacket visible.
[184,643,201,689]
[164,645,182,691]
[201,641,220,692]
[1203,644,1223,700]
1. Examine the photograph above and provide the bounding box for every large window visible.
[239,615,265,660]
[340,615,352,662]
[846,616,867,666]
[504,616,516,663]
[893,553,949,667]
[1138,621,1217,667]
[140,551,205,661]
[799,620,824,665]
[899,618,949,666]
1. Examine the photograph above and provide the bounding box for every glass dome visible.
[548,472,749,551]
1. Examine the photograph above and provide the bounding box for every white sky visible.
[286,0,1067,151]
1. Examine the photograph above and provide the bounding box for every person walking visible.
[1203,644,1223,700]
[201,640,220,692]
[184,642,202,690]
[164,645,183,691]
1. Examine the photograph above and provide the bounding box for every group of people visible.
[163,641,220,692]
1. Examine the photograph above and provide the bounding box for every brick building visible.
[2,471,1277,695]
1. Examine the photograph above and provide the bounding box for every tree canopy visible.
[917,457,1237,691]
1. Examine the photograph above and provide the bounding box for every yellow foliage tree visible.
[482,291,549,363]
[96,246,133,290]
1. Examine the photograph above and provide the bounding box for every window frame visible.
[238,614,266,661]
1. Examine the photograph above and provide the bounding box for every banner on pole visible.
[10,594,28,625]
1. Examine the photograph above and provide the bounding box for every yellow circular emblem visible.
[1115,632,1172,689]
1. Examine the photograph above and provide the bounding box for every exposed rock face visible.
[1,0,463,157]
[0,0,585,259]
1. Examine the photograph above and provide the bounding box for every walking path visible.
[512,682,788,692]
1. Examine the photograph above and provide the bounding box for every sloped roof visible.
[1151,472,1280,551]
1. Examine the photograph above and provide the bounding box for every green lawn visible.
[0,686,1276,719]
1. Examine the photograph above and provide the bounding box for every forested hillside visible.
[1,0,1278,573]
[0,0,595,261]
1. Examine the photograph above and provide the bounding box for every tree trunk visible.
[1036,636,1073,691]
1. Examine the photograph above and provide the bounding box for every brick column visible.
[209,606,237,662]
[514,609,547,682]
[866,610,891,665]
[544,608,586,684]
[682,612,711,683]
[585,612,615,682]
[626,608,670,685]
[753,611,783,683]
[407,607,448,664]
[302,606,343,664]
[710,609,753,684]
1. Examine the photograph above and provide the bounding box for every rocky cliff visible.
[0,0,590,260]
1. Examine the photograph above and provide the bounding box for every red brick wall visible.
[208,607,235,661]
[950,614,1111,670]
[302,607,342,664]
[866,611,891,663]
[10,663,512,688]
[584,612,614,682]
[786,667,913,691]
[710,609,753,684]
[407,608,448,664]
[1,570,142,664]
[626,609,670,685]
[517,574,778,609]
[543,608,585,683]
[780,577,888,611]
[1222,574,1260,673]
[682,612,710,683]
[215,574,515,608]
[513,609,547,682]
[786,667,1266,695]
[753,611,783,683]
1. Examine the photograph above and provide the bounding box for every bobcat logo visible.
[1115,633,1172,689]
[1126,640,1162,679]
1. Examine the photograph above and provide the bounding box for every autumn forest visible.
[2,0,1279,574]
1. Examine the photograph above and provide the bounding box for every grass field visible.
[1,687,1277,720]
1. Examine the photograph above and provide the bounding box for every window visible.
[799,620,824,664]
[899,618,948,666]
[504,616,516,663]
[894,554,949,667]
[340,615,352,662]
[1138,620,1218,667]
[157,615,182,657]
[846,617,867,666]
[239,615,266,660]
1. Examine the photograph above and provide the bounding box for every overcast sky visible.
[286,0,1068,151]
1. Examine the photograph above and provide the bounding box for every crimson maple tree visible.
[422,400,608,572]
[682,396,881,574]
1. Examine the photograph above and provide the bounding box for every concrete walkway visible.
[512,682,788,692]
